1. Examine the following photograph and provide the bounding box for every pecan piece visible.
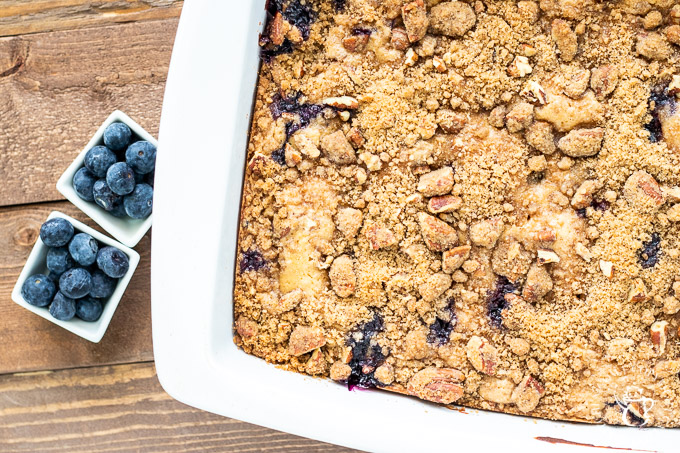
[346,127,365,148]
[417,167,454,196]
[564,69,590,99]
[571,179,602,209]
[436,109,467,133]
[511,375,544,413]
[305,349,327,375]
[428,195,462,213]
[401,0,429,43]
[522,263,553,302]
[391,28,410,50]
[557,127,604,157]
[289,325,326,356]
[623,170,665,213]
[365,223,398,250]
[263,288,304,315]
[466,336,498,375]
[651,320,669,354]
[442,245,471,273]
[329,254,356,298]
[627,278,649,303]
[235,316,258,339]
[418,212,459,252]
[407,367,465,404]
[590,66,620,100]
[428,1,476,38]
[323,96,359,110]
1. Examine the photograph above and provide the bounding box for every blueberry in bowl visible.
[97,246,130,278]
[40,218,74,248]
[21,274,56,307]
[84,145,117,178]
[73,167,97,202]
[103,122,132,152]
[49,292,77,321]
[124,184,153,219]
[125,141,156,175]
[106,162,136,196]
[68,233,99,266]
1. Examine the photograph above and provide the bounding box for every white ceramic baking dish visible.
[151,1,678,451]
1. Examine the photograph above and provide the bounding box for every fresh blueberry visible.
[75,297,103,322]
[49,292,77,321]
[84,145,117,178]
[68,233,99,266]
[46,246,75,275]
[39,218,74,247]
[21,274,56,307]
[106,162,136,195]
[123,183,153,219]
[73,167,97,201]
[90,270,117,299]
[103,122,132,151]
[93,179,122,211]
[109,200,128,218]
[97,246,129,278]
[125,141,156,175]
[59,268,93,299]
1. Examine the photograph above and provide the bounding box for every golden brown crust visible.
[234,0,680,427]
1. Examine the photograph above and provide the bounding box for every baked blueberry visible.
[487,276,517,328]
[49,292,77,321]
[106,162,135,196]
[68,233,99,266]
[75,297,103,322]
[123,183,153,219]
[103,122,132,152]
[46,246,75,275]
[93,179,122,211]
[21,274,56,307]
[346,314,385,389]
[239,249,267,272]
[125,141,156,175]
[59,268,93,299]
[639,233,662,269]
[89,270,117,299]
[40,218,74,247]
[73,167,97,201]
[84,145,117,178]
[96,246,129,278]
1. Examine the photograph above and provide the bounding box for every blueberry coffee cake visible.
[233,0,680,427]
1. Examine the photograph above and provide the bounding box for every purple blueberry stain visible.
[427,298,457,346]
[346,313,386,389]
[333,0,347,11]
[591,199,610,212]
[239,249,267,273]
[638,232,661,269]
[487,276,517,328]
[281,0,315,40]
[260,0,316,61]
[645,83,677,143]
[269,92,326,165]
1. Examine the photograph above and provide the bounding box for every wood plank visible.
[0,1,183,37]
[0,201,152,375]
[0,18,177,207]
[0,362,361,453]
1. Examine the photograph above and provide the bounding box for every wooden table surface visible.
[0,2,359,451]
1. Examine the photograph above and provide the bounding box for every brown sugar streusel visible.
[234,0,680,427]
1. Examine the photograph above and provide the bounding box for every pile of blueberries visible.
[21,217,130,322]
[73,122,155,219]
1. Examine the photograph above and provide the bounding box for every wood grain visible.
[0,18,177,207]
[0,1,183,37]
[0,362,361,453]
[0,201,152,375]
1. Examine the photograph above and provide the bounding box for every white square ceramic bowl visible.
[11,211,140,343]
[152,1,678,452]
[56,110,155,248]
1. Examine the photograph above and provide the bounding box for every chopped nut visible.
[404,47,419,66]
[330,361,352,381]
[511,375,544,412]
[520,43,537,57]
[419,272,453,301]
[508,337,530,356]
[551,19,578,62]
[285,143,302,167]
[321,130,357,164]
[522,264,553,302]
[346,127,365,148]
[599,260,614,279]
[535,92,604,132]
[525,121,556,154]
[428,195,463,213]
[432,56,447,72]
[666,25,680,46]
[305,349,327,375]
[269,12,287,46]
[564,69,590,98]
[336,207,363,238]
[402,0,429,42]
[428,1,476,37]
[537,248,560,264]
[479,378,515,404]
[436,109,467,133]
[407,367,465,404]
[391,28,410,51]
[636,32,672,60]
[262,288,304,315]
[623,170,665,213]
[466,336,498,375]
[417,167,455,196]
[575,242,593,262]
[289,326,326,356]
[235,316,258,339]
[365,223,398,250]
[488,105,507,128]
[521,81,548,105]
[654,360,680,379]
[557,127,604,157]
[329,255,356,298]
[590,66,620,100]
[343,33,370,53]
[643,10,663,30]
[418,212,459,252]
[628,278,649,303]
[323,96,359,110]
[407,140,434,164]
[508,55,533,77]
[469,217,504,248]
[339,110,351,122]
[505,102,534,133]
[374,364,395,385]
[571,179,602,209]
[442,245,471,273]
[650,320,669,354]
[527,155,547,172]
